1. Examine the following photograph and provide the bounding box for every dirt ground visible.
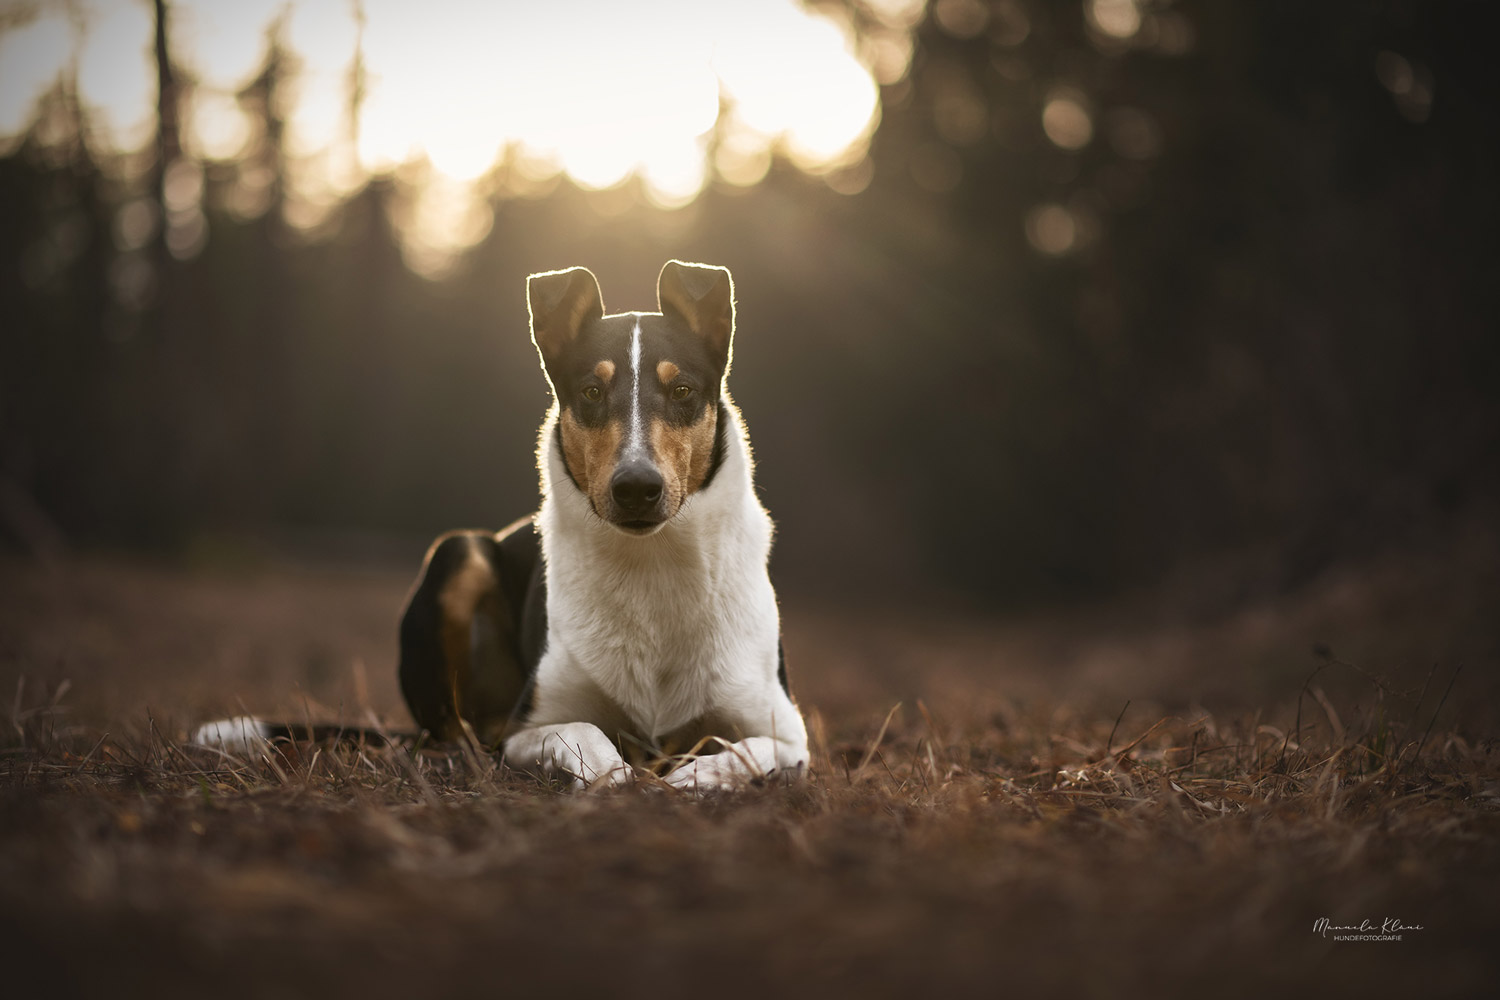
[2,530,1497,999]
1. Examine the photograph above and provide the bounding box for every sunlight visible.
[186,90,250,161]
[173,0,287,91]
[283,2,359,160]
[714,3,879,171]
[0,0,904,274]
[0,9,70,150]
[75,0,156,154]
[393,166,494,277]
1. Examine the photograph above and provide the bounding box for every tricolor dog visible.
[200,261,808,791]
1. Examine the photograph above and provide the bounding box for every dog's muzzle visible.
[609,459,666,532]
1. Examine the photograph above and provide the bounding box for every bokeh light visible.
[931,0,989,40]
[1375,50,1433,123]
[1025,203,1076,256]
[1042,89,1093,150]
[0,0,898,276]
[1087,0,1141,42]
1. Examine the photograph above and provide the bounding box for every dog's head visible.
[528,260,734,535]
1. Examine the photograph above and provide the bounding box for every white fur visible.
[663,735,780,790]
[191,715,272,756]
[624,318,647,461]
[504,396,809,791]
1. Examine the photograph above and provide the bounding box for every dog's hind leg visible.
[398,520,543,746]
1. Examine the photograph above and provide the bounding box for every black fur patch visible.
[698,398,731,494]
[397,521,545,738]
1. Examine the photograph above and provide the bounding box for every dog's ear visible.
[528,266,604,379]
[658,260,734,373]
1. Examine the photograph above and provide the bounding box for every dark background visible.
[2,0,1496,612]
[2,13,1498,993]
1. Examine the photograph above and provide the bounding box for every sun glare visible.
[174,0,288,90]
[0,9,70,149]
[1,0,908,274]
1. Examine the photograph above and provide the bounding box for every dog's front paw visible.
[582,760,635,790]
[664,736,782,792]
[506,722,632,790]
[552,728,632,790]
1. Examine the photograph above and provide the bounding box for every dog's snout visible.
[610,462,664,514]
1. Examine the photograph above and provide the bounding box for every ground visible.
[1,530,1497,999]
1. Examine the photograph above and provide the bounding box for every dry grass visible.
[2,552,1498,999]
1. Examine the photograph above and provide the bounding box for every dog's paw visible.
[191,716,272,756]
[507,722,632,790]
[584,763,635,790]
[664,736,781,793]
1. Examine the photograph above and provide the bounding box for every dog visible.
[199,261,808,791]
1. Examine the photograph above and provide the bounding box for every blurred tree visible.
[0,0,1494,609]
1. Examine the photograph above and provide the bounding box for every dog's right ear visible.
[527,267,604,380]
[658,260,735,376]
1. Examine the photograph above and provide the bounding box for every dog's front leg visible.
[504,723,632,789]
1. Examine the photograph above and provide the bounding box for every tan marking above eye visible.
[656,360,679,384]
[594,360,616,381]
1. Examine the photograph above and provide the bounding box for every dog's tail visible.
[191,715,410,756]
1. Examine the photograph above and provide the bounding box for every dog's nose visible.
[610,461,664,514]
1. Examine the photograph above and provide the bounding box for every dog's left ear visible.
[658,260,734,373]
[528,266,604,383]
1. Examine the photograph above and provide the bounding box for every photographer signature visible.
[1313,917,1425,941]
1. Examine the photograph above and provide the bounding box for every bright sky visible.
[0,0,915,274]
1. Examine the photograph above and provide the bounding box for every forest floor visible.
[1,527,1497,999]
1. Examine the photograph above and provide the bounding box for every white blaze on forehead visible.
[624,318,648,460]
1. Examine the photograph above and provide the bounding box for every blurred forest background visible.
[1,0,1495,610]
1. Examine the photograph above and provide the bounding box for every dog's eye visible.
[582,386,602,403]
[671,385,693,401]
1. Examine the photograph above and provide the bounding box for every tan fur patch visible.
[560,409,623,513]
[429,535,528,745]
[436,545,497,729]
[594,360,616,382]
[656,360,679,384]
[650,405,718,513]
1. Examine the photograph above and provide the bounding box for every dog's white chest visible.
[549,546,769,737]
[588,591,716,733]
[529,392,784,751]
